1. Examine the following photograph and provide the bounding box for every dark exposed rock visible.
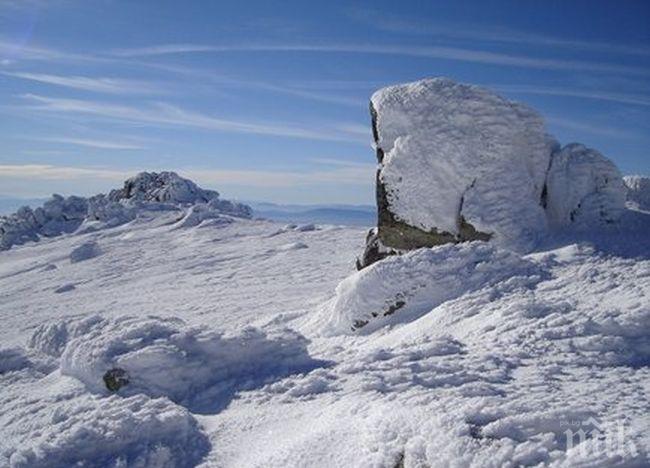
[103,368,129,392]
[361,97,493,268]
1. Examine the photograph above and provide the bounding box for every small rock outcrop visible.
[108,171,220,204]
[0,171,252,250]
[624,175,650,211]
[358,78,628,268]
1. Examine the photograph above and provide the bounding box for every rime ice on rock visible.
[545,143,626,227]
[359,78,553,268]
[358,78,628,268]
[108,171,220,204]
[0,171,252,250]
[624,175,650,211]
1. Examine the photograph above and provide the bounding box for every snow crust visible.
[546,143,626,227]
[372,78,553,250]
[1,375,209,468]
[625,175,650,211]
[0,210,648,466]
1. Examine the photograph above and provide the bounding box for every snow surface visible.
[1,202,649,466]
[372,78,553,250]
[625,175,650,211]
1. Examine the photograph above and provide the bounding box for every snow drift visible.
[0,171,252,251]
[323,242,545,334]
[33,314,323,413]
[1,378,209,468]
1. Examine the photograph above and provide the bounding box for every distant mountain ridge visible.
[248,201,375,226]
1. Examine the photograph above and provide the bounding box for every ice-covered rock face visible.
[624,175,650,211]
[358,77,629,268]
[545,144,626,227]
[108,171,220,204]
[369,78,553,256]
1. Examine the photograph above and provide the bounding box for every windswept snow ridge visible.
[323,242,545,334]
[0,207,648,466]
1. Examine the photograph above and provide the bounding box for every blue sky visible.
[1,0,649,204]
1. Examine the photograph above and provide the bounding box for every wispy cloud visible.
[493,84,650,107]
[350,10,650,57]
[38,137,145,150]
[310,157,375,168]
[0,164,128,181]
[134,61,367,108]
[0,39,105,64]
[0,164,374,190]
[110,43,650,76]
[1,71,163,94]
[16,94,369,144]
[546,116,637,139]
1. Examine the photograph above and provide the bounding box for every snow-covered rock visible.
[367,78,553,262]
[545,143,626,227]
[358,78,629,268]
[52,315,322,412]
[325,242,544,334]
[0,195,88,250]
[69,241,101,263]
[0,171,252,250]
[624,175,650,211]
[108,171,219,204]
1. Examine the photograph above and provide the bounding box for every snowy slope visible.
[1,203,648,467]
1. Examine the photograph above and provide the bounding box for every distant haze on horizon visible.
[1,0,649,204]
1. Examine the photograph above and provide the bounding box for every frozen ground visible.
[0,205,649,467]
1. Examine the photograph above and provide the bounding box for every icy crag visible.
[0,171,252,251]
[359,78,627,268]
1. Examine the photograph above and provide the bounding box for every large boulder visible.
[545,143,626,227]
[359,78,553,268]
[624,175,650,211]
[358,78,628,268]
